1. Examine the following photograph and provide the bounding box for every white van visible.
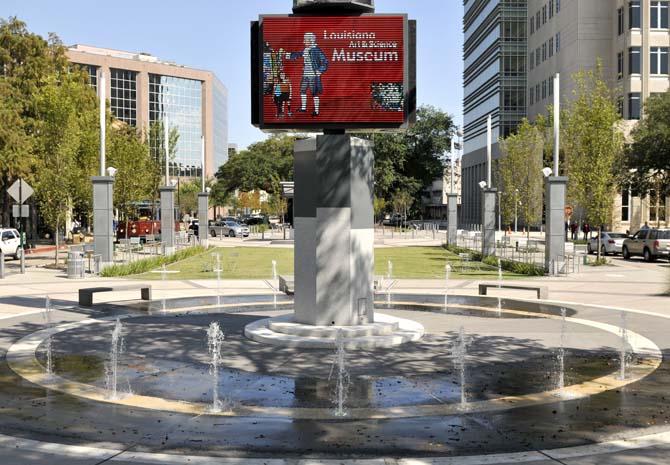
[0,228,22,259]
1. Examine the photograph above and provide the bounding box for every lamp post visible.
[498,191,502,232]
[514,188,519,233]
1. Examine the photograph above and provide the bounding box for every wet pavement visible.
[0,293,668,461]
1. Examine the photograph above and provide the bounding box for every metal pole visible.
[164,117,170,186]
[0,250,4,279]
[514,191,518,233]
[201,136,206,192]
[99,71,106,177]
[450,138,455,194]
[486,114,492,188]
[553,73,560,176]
[498,191,502,232]
[19,181,25,274]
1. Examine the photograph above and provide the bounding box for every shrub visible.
[100,245,207,277]
[444,243,544,276]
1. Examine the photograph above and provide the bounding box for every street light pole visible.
[514,189,519,233]
[498,191,502,232]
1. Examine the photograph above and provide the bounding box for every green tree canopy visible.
[627,90,670,195]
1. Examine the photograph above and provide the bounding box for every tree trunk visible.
[596,227,602,261]
[54,218,60,266]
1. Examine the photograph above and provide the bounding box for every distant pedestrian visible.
[565,221,569,240]
[582,223,590,241]
[641,222,650,231]
[570,222,578,241]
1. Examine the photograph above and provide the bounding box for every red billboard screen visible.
[254,15,413,131]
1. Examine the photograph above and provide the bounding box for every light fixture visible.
[106,167,118,177]
[206,187,212,194]
[542,167,553,178]
[478,181,488,190]
[170,179,178,187]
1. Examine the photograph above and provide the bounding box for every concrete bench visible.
[278,275,294,295]
[79,284,152,307]
[478,283,548,300]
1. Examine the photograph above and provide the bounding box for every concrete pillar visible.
[545,177,567,274]
[293,135,374,327]
[198,192,210,248]
[92,176,115,264]
[447,193,458,245]
[160,186,176,255]
[481,188,497,256]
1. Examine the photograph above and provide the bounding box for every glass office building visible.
[462,0,527,227]
[67,45,229,182]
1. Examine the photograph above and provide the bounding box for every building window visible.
[618,51,624,80]
[536,84,541,102]
[650,47,669,74]
[503,55,525,76]
[548,77,554,97]
[628,92,641,119]
[530,87,535,105]
[536,47,541,66]
[149,74,204,178]
[650,189,667,223]
[629,46,641,74]
[617,95,624,117]
[536,11,541,30]
[555,32,561,53]
[549,38,554,58]
[530,51,535,70]
[651,1,669,29]
[618,7,625,34]
[549,0,554,18]
[542,5,547,24]
[556,0,561,13]
[542,42,547,61]
[621,189,630,222]
[629,0,641,28]
[110,68,137,126]
[530,17,535,34]
[542,80,547,99]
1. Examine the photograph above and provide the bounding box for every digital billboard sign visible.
[252,14,415,131]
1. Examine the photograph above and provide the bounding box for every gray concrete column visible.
[198,192,210,248]
[545,176,567,275]
[92,176,115,265]
[160,186,176,255]
[481,188,497,256]
[293,135,374,327]
[447,193,458,245]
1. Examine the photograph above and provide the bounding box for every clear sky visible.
[1,0,464,150]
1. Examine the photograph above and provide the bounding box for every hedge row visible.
[100,245,208,278]
[443,243,544,277]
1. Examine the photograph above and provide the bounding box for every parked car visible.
[0,228,22,259]
[587,232,628,255]
[242,215,268,226]
[622,228,670,262]
[210,221,250,238]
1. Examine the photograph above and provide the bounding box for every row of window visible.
[621,189,666,223]
[529,32,561,70]
[529,0,561,35]
[528,76,555,106]
[617,47,669,78]
[618,0,668,34]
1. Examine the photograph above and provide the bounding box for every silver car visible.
[587,232,628,255]
[210,221,249,238]
[623,229,670,262]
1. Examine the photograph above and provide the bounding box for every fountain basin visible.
[244,312,424,349]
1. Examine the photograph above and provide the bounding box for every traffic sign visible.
[12,205,29,218]
[7,179,34,204]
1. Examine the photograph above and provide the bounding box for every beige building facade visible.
[66,45,229,180]
[527,0,669,232]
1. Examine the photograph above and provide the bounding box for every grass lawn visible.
[135,246,525,280]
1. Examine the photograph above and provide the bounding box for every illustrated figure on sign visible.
[273,72,293,118]
[286,32,329,117]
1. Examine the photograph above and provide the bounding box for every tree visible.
[147,121,180,206]
[498,119,544,238]
[374,196,388,224]
[562,64,624,259]
[627,90,670,195]
[392,190,413,228]
[107,123,156,227]
[239,191,262,213]
[177,181,201,218]
[366,105,454,214]
[215,134,295,195]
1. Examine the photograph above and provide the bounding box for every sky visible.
[1,0,464,150]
